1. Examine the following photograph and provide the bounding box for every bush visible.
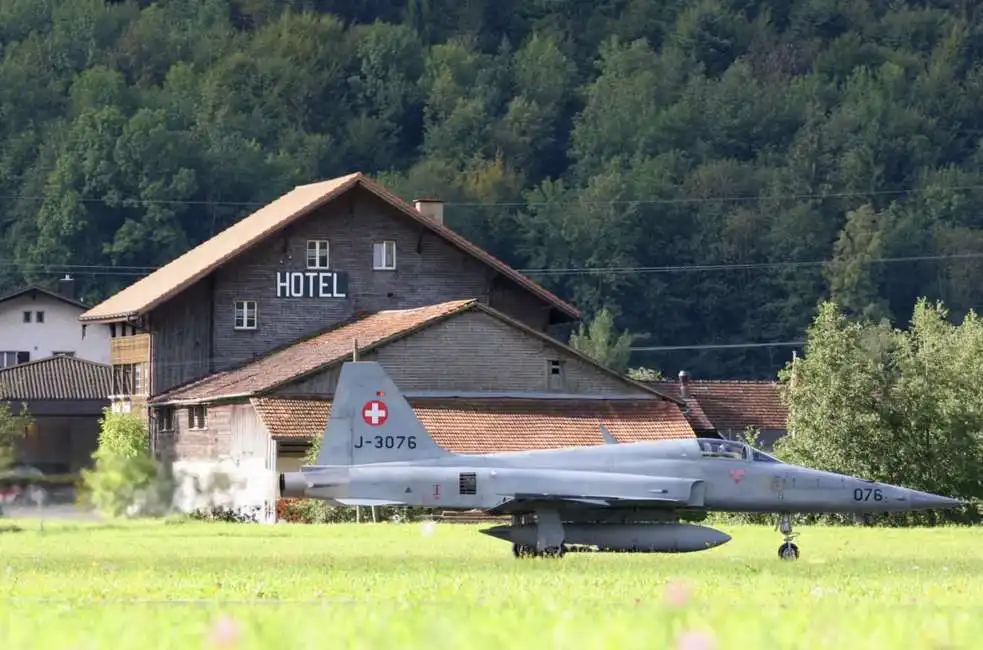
[80,409,174,518]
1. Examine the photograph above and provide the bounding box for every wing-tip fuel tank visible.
[281,360,966,562]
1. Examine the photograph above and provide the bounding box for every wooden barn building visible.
[78,172,695,517]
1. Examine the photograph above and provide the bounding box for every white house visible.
[0,278,111,368]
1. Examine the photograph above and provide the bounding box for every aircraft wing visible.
[485,492,687,516]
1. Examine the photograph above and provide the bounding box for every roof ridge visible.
[0,354,109,374]
[80,173,579,323]
[0,284,88,310]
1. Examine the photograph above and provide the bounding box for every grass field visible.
[0,519,980,649]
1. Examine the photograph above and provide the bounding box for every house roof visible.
[651,379,788,433]
[0,285,87,311]
[252,396,695,452]
[78,172,580,324]
[0,355,112,401]
[151,299,680,406]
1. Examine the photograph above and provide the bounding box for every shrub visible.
[80,409,174,518]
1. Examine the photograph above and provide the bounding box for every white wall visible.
[0,294,111,365]
[168,458,278,523]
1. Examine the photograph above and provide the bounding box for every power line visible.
[2,182,983,209]
[631,341,805,352]
[2,250,983,280]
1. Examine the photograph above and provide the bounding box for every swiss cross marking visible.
[362,400,388,427]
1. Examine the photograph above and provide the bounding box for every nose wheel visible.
[776,514,799,560]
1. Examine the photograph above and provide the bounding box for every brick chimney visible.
[678,370,690,399]
[413,197,444,225]
[57,274,76,301]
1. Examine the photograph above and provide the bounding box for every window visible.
[35,311,44,323]
[53,351,75,357]
[234,300,257,330]
[697,439,748,461]
[1,351,30,368]
[546,359,565,391]
[373,240,396,270]
[459,472,477,496]
[306,240,330,269]
[158,406,175,432]
[134,362,147,395]
[188,405,207,430]
[22,311,31,323]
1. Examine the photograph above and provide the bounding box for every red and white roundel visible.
[362,400,388,427]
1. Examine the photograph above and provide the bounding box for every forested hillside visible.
[2,0,983,379]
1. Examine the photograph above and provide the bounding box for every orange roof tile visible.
[153,300,475,403]
[79,172,579,323]
[652,380,788,432]
[252,396,695,453]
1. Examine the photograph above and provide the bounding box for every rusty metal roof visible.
[0,355,111,401]
[79,172,580,323]
[252,396,695,452]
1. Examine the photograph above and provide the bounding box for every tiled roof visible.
[153,300,476,403]
[0,355,112,401]
[152,299,679,405]
[651,380,788,432]
[79,172,579,323]
[252,396,695,452]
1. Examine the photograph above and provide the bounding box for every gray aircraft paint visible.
[281,361,965,559]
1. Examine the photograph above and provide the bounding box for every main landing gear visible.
[512,543,565,559]
[776,513,799,560]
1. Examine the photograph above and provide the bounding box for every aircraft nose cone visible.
[906,489,965,510]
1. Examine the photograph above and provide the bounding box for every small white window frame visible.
[188,405,207,430]
[373,240,396,270]
[234,300,258,330]
[306,240,330,269]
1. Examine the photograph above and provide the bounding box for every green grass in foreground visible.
[0,519,980,649]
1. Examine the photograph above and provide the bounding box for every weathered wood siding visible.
[149,278,213,394]
[110,333,150,365]
[276,309,647,397]
[229,403,270,459]
[208,187,552,370]
[156,404,233,460]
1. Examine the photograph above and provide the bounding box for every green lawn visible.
[0,519,980,649]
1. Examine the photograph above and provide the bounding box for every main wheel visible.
[541,545,566,559]
[778,542,799,560]
[512,544,535,558]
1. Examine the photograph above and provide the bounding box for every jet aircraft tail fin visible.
[314,361,453,466]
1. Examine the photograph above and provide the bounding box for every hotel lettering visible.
[275,271,348,298]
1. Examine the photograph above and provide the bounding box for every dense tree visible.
[775,298,983,520]
[2,1,983,379]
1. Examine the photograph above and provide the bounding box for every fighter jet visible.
[279,361,965,560]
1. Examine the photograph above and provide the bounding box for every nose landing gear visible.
[776,514,799,560]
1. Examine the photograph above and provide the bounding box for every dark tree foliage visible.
[2,0,983,379]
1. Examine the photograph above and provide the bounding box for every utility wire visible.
[1,250,981,279]
[2,181,983,208]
